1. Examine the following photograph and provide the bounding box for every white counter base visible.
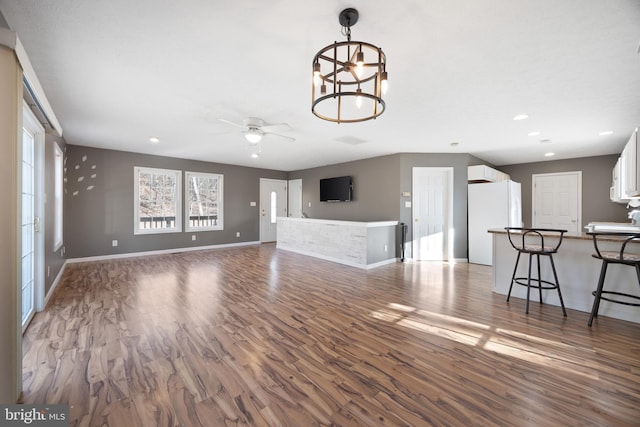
[276,217,398,269]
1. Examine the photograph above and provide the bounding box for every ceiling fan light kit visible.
[311,8,388,123]
[218,117,295,158]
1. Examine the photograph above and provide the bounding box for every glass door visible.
[21,102,44,333]
[21,127,36,330]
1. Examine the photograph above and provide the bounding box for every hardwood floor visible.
[22,244,640,426]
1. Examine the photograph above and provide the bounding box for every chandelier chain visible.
[341,25,352,42]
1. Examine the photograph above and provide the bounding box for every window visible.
[185,171,223,231]
[53,143,63,250]
[134,167,182,234]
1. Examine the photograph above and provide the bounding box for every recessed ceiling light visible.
[149,137,160,143]
[513,114,529,121]
[544,152,555,157]
[599,131,613,136]
[528,131,541,136]
[251,153,259,159]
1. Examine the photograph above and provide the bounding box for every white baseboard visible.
[66,241,261,264]
[43,262,67,309]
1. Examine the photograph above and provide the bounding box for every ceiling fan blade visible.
[261,123,291,133]
[265,132,296,142]
[218,118,245,128]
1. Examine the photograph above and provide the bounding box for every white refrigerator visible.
[468,180,522,265]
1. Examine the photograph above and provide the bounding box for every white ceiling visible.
[1,0,639,171]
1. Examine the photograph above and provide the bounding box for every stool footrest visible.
[513,277,560,290]
[590,290,640,307]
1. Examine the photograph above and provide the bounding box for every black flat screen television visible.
[320,176,352,202]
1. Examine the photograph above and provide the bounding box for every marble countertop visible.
[278,217,399,227]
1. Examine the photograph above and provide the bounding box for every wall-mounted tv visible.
[320,176,352,202]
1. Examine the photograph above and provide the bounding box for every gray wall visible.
[64,145,287,258]
[399,153,476,260]
[289,152,475,260]
[288,154,401,222]
[44,133,66,294]
[500,154,628,227]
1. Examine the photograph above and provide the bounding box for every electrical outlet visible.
[112,239,118,247]
[250,201,256,206]
[192,235,196,241]
[236,232,240,237]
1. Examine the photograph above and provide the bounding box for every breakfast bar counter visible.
[489,229,640,323]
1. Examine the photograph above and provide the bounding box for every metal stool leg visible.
[588,260,608,327]
[507,251,521,302]
[548,254,567,317]
[526,253,533,314]
[537,253,543,304]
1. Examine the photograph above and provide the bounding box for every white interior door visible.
[412,167,453,261]
[21,103,44,332]
[532,172,582,232]
[287,179,303,218]
[260,178,287,242]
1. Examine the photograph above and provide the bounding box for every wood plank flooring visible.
[22,244,640,426]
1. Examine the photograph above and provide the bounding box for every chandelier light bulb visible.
[356,88,363,109]
[355,51,364,78]
[313,62,321,86]
[381,71,388,94]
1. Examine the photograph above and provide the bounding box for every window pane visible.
[53,143,63,251]
[270,191,277,224]
[185,172,223,231]
[135,167,181,234]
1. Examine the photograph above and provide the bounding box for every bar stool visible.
[505,227,568,316]
[587,231,640,326]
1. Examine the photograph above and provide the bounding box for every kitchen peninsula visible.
[490,229,640,324]
[276,217,398,269]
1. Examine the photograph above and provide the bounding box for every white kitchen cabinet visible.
[468,165,510,183]
[624,128,639,196]
[610,157,623,202]
[611,127,640,203]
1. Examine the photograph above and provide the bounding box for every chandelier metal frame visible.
[311,8,388,123]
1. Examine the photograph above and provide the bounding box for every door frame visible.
[21,102,45,331]
[532,171,582,232]
[411,167,454,261]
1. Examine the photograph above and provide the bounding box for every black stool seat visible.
[587,232,640,327]
[505,227,568,316]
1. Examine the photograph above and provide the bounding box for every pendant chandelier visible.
[311,8,388,123]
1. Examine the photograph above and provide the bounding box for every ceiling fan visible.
[218,117,295,144]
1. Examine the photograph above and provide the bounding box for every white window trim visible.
[53,142,63,251]
[185,171,224,232]
[134,166,182,235]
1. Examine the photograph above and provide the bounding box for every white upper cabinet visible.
[611,127,640,203]
[468,165,510,183]
[623,128,640,197]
